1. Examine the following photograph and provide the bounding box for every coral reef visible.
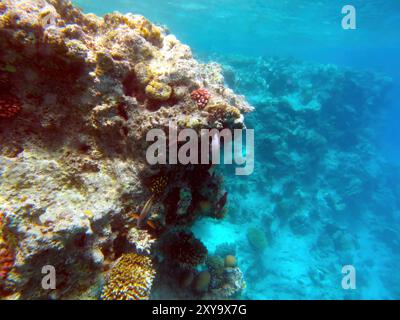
[127,227,155,255]
[0,0,252,299]
[160,231,207,267]
[101,253,156,300]
[205,54,397,299]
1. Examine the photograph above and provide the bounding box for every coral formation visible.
[0,0,252,299]
[145,80,172,101]
[191,88,211,109]
[224,255,237,268]
[160,231,207,267]
[205,266,246,299]
[246,227,268,251]
[212,54,396,299]
[127,228,155,255]
[101,253,156,300]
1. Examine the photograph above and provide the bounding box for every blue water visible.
[73,0,400,299]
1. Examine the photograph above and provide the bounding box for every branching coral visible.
[0,93,21,119]
[101,253,156,300]
[161,231,207,267]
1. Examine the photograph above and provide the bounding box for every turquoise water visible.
[73,0,400,299]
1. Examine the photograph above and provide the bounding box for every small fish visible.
[134,195,155,228]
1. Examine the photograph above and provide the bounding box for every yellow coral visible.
[125,16,163,46]
[101,253,156,300]
[103,13,163,46]
[145,80,172,101]
[134,62,153,86]
[205,104,242,123]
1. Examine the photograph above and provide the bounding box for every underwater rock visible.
[0,0,252,299]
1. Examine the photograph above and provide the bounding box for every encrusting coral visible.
[101,253,156,300]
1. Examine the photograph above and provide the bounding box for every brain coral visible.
[101,253,156,300]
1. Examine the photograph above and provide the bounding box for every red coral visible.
[0,247,13,280]
[0,94,21,119]
[0,213,14,281]
[191,88,211,109]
